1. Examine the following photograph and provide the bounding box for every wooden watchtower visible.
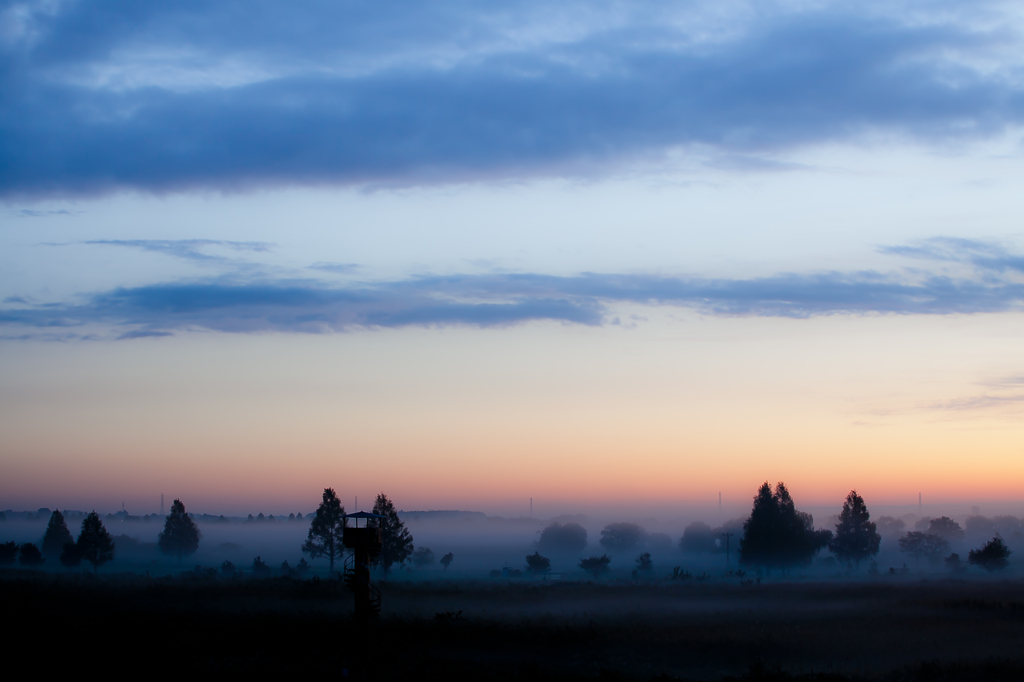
[343,511,384,623]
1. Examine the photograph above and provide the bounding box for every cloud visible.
[2,1,1023,196]
[3,238,1023,339]
[309,262,361,274]
[15,209,78,217]
[79,239,273,262]
[879,237,1024,274]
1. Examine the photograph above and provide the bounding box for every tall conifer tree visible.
[158,499,202,560]
[372,492,413,576]
[302,488,346,572]
[77,512,114,573]
[41,509,74,557]
[828,491,881,566]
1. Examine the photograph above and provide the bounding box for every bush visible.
[968,537,1011,572]
[537,522,587,553]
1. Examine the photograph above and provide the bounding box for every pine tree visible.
[739,481,823,572]
[158,499,202,560]
[828,491,881,566]
[60,541,82,568]
[302,488,346,572]
[372,492,413,577]
[41,509,74,557]
[77,512,114,573]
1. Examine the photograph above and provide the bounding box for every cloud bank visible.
[2,0,1023,196]
[2,238,1021,339]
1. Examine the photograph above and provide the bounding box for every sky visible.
[1,0,1023,517]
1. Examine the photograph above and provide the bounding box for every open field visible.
[5,570,1024,680]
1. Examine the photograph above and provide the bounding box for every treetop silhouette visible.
[42,509,74,557]
[828,490,881,567]
[739,481,827,572]
[968,537,1011,572]
[372,492,414,576]
[158,499,202,560]
[77,511,114,573]
[302,487,346,572]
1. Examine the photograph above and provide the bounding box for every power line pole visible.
[721,531,734,566]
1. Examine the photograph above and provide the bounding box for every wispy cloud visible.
[2,1,1024,196]
[80,239,273,262]
[879,237,1024,274]
[3,239,1023,339]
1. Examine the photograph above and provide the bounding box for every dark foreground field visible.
[5,571,1024,681]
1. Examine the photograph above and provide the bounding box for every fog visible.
[4,500,1023,579]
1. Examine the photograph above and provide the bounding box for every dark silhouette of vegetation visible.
[41,509,74,557]
[221,560,238,577]
[969,537,1011,572]
[302,487,346,572]
[828,490,881,567]
[898,531,949,564]
[296,558,310,576]
[598,522,644,552]
[680,520,716,552]
[945,553,963,571]
[579,554,611,578]
[928,516,965,542]
[158,499,202,561]
[634,552,653,572]
[875,515,906,538]
[739,482,828,572]
[0,541,16,564]
[440,552,454,570]
[372,492,414,576]
[537,522,587,553]
[412,546,435,568]
[525,551,551,573]
[60,541,82,568]
[18,542,44,566]
[77,512,114,573]
[252,556,271,577]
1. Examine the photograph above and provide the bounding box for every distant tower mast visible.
[719,492,722,511]
[160,493,164,516]
[919,493,922,510]
[355,496,358,511]
[530,497,533,516]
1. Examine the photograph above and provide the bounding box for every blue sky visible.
[2,0,1024,512]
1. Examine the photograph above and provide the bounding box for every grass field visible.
[4,569,1024,680]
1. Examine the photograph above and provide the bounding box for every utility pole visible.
[721,531,734,566]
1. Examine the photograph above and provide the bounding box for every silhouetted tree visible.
[158,499,202,561]
[41,509,74,557]
[412,546,435,568]
[60,541,82,568]
[296,558,310,577]
[302,488,346,572]
[538,522,588,553]
[945,553,963,571]
[739,482,825,572]
[680,521,716,553]
[579,554,611,579]
[928,516,965,542]
[968,537,1011,572]
[221,560,237,577]
[525,551,551,573]
[252,555,271,577]
[828,491,881,567]
[635,552,653,572]
[372,492,414,577]
[875,516,906,538]
[0,541,17,564]
[77,512,114,573]
[599,523,645,552]
[440,552,454,571]
[18,543,44,566]
[898,531,949,564]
